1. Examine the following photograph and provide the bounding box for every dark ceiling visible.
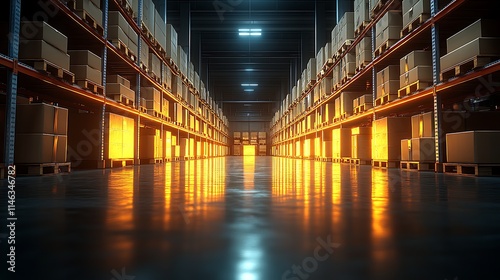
[166,0,340,122]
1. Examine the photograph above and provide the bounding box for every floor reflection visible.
[2,157,500,280]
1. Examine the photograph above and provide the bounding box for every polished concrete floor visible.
[1,156,500,280]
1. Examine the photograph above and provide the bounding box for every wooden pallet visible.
[16,162,71,176]
[148,71,162,84]
[74,10,104,35]
[111,40,137,62]
[341,74,354,85]
[118,0,134,17]
[332,158,342,163]
[336,40,354,58]
[374,39,398,57]
[353,103,374,114]
[139,62,148,73]
[76,79,104,95]
[355,21,371,37]
[141,22,155,44]
[139,106,147,113]
[398,80,432,98]
[373,160,399,168]
[355,61,370,73]
[400,161,435,171]
[375,94,397,106]
[400,13,430,38]
[341,112,351,120]
[22,59,75,84]
[146,109,161,118]
[350,158,371,165]
[440,56,498,81]
[108,159,134,168]
[443,163,500,177]
[108,93,134,107]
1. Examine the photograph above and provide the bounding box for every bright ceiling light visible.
[241,84,259,87]
[244,89,254,92]
[239,28,262,36]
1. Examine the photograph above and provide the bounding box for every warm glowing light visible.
[243,145,256,156]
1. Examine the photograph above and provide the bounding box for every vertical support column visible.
[371,25,377,121]
[336,0,353,23]
[4,0,21,165]
[315,1,326,54]
[135,0,145,165]
[179,1,191,61]
[430,0,443,172]
[99,0,110,167]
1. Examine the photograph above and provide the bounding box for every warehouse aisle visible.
[1,157,500,280]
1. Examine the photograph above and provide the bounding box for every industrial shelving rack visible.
[270,0,500,173]
[1,0,230,170]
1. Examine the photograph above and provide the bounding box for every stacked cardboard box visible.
[73,0,103,29]
[354,0,370,34]
[331,24,339,59]
[174,103,183,124]
[141,87,161,116]
[19,21,70,71]
[399,50,432,90]
[106,74,135,103]
[332,128,352,159]
[177,46,188,77]
[154,10,167,51]
[15,103,68,164]
[401,112,435,161]
[341,52,356,82]
[108,11,138,57]
[446,131,500,163]
[162,98,170,119]
[402,0,430,30]
[316,47,324,75]
[351,127,371,160]
[374,10,402,55]
[68,50,102,85]
[440,19,500,73]
[140,38,149,70]
[140,127,163,160]
[149,53,161,80]
[164,131,172,160]
[162,63,172,90]
[356,37,372,70]
[166,24,178,62]
[105,113,135,160]
[336,12,355,54]
[353,93,373,113]
[376,65,400,101]
[141,0,155,35]
[372,117,411,161]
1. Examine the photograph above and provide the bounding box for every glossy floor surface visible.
[1,156,500,280]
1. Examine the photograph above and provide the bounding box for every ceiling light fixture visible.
[244,89,255,92]
[239,28,262,36]
[241,84,259,87]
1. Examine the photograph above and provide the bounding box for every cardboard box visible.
[447,19,499,53]
[68,50,102,71]
[377,65,400,86]
[74,0,102,26]
[20,21,68,53]
[356,49,372,69]
[352,134,371,159]
[359,94,373,105]
[166,24,178,61]
[411,112,434,138]
[354,0,370,29]
[332,128,352,158]
[70,65,102,84]
[375,10,403,33]
[105,113,135,159]
[377,80,399,99]
[16,103,68,135]
[141,87,160,101]
[412,137,435,161]
[107,74,131,88]
[142,0,155,33]
[106,83,136,100]
[402,0,420,13]
[15,134,60,164]
[19,40,70,70]
[352,126,372,135]
[337,12,355,45]
[446,131,500,164]
[154,10,167,50]
[399,65,433,88]
[402,0,430,28]
[440,37,500,71]
[375,26,401,49]
[148,53,161,77]
[108,11,129,32]
[401,139,411,161]
[108,25,129,44]
[372,117,411,161]
[400,50,431,74]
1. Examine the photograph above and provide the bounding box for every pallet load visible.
[336,12,355,57]
[332,128,352,162]
[401,0,430,37]
[356,36,372,72]
[162,97,170,120]
[340,52,356,84]
[400,112,435,170]
[19,21,73,83]
[320,77,332,100]
[139,38,149,71]
[351,127,371,165]
[166,24,178,65]
[374,10,402,57]
[141,87,161,118]
[376,65,399,105]
[303,138,314,159]
[372,117,411,168]
[353,93,373,114]
[141,0,155,41]
[162,63,172,90]
[105,113,135,165]
[177,46,188,79]
[108,11,138,62]
[15,103,69,175]
[68,50,103,95]
[140,127,163,163]
[73,0,103,34]
[354,0,371,36]
[148,52,162,83]
[106,74,136,106]
[332,64,342,90]
[398,50,432,97]
[153,10,167,54]
[331,24,339,60]
[316,47,324,78]
[164,131,172,161]
[440,19,500,81]
[336,91,361,120]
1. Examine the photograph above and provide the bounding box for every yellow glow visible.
[105,168,135,264]
[370,169,393,264]
[108,113,135,159]
[244,155,256,189]
[303,139,311,158]
[314,137,321,158]
[243,145,256,156]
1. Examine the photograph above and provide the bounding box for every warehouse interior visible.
[1,0,500,279]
